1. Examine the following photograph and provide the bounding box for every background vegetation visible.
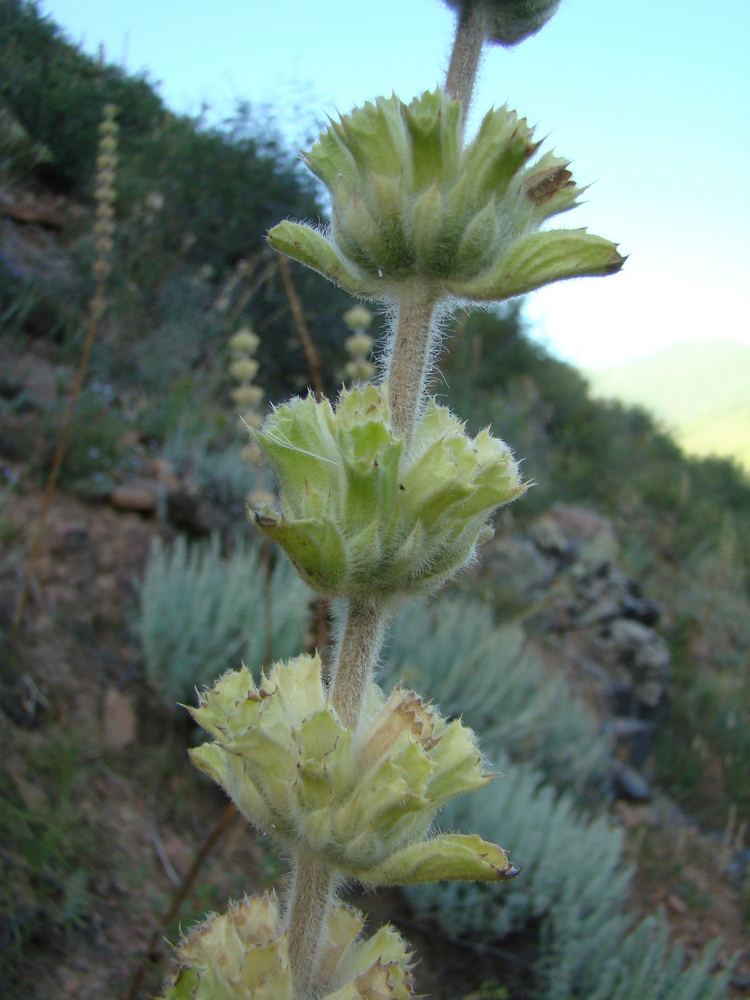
[1,3,748,997]
[586,340,750,471]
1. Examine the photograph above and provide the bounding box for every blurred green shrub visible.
[408,758,730,1000]
[0,3,367,401]
[0,99,51,178]
[655,537,750,818]
[383,596,610,798]
[540,911,730,1000]
[407,756,629,943]
[0,0,163,194]
[137,535,311,703]
[119,105,318,274]
[47,381,136,498]
[0,732,94,984]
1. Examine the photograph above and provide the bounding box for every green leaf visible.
[358,833,519,886]
[451,228,625,302]
[267,221,382,297]
[252,511,348,595]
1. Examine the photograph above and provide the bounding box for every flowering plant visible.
[161,3,622,996]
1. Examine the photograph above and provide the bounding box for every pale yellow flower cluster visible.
[92,105,118,281]
[228,326,264,468]
[342,305,376,385]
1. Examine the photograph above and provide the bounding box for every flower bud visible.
[269,90,623,304]
[230,326,261,355]
[145,190,164,213]
[344,332,374,358]
[231,384,264,408]
[239,412,263,432]
[251,383,525,599]
[188,655,515,885]
[344,358,377,384]
[230,357,259,382]
[248,487,277,508]
[443,0,560,46]
[160,894,292,999]
[240,442,262,466]
[160,893,414,1000]
[343,304,374,332]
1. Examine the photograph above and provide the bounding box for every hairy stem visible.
[284,19,491,989]
[330,597,388,731]
[445,3,488,128]
[286,599,387,994]
[385,284,438,449]
[286,857,336,996]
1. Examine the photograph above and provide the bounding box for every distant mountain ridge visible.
[584,339,750,470]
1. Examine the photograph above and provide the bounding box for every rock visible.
[577,595,622,627]
[165,486,224,537]
[1,196,66,230]
[109,480,159,512]
[611,759,652,801]
[549,504,614,542]
[482,535,556,606]
[101,686,137,750]
[604,680,638,717]
[527,514,572,558]
[665,892,689,915]
[613,800,657,827]
[621,591,661,626]
[601,619,671,709]
[603,717,655,769]
[49,522,89,553]
[547,504,619,568]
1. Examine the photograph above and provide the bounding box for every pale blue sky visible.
[41,0,750,368]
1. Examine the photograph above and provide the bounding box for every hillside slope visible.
[585,339,750,469]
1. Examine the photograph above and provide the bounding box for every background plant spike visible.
[228,324,265,470]
[8,103,119,646]
[343,304,376,385]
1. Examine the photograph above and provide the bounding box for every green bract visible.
[251,383,524,599]
[268,90,623,303]
[189,654,517,886]
[161,893,414,999]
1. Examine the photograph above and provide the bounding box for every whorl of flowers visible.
[160,893,415,999]
[250,383,525,599]
[269,90,623,305]
[188,654,518,886]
